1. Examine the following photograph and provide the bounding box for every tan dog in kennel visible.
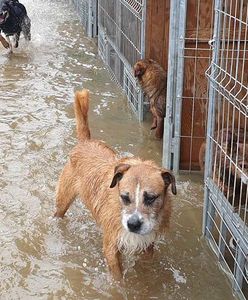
[133,59,167,139]
[54,89,177,280]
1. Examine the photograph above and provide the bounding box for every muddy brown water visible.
[0,1,235,299]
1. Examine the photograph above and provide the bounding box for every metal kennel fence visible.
[203,0,248,299]
[73,0,98,38]
[98,0,146,121]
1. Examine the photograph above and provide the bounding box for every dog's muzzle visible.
[134,69,141,77]
[122,211,156,235]
[0,11,8,24]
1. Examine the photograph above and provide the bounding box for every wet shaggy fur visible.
[0,0,31,49]
[134,59,167,139]
[54,89,177,280]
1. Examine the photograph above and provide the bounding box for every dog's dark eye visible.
[120,194,131,205]
[143,192,159,206]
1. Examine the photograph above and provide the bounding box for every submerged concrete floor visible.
[0,0,235,299]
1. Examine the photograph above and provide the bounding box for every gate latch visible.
[208,38,215,48]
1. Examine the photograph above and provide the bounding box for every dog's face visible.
[133,60,147,78]
[133,59,155,78]
[110,163,177,235]
[0,1,10,25]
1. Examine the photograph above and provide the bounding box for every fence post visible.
[202,0,223,238]
[138,0,147,122]
[162,0,180,170]
[87,0,92,37]
[172,0,187,173]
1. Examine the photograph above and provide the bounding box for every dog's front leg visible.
[0,34,10,49]
[103,237,123,281]
[150,115,157,130]
[155,116,164,139]
[14,32,20,48]
[5,36,12,54]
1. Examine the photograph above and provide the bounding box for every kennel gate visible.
[203,0,248,299]
[163,0,214,172]
[98,0,146,121]
[73,0,98,38]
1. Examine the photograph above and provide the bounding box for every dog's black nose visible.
[127,215,142,233]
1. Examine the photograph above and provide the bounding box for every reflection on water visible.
[0,1,235,299]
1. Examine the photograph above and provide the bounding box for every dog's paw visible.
[6,47,13,55]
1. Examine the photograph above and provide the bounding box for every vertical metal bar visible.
[205,200,216,239]
[162,0,180,169]
[93,0,98,37]
[173,0,187,173]
[140,0,146,59]
[218,217,227,261]
[87,0,92,37]
[97,0,101,55]
[189,0,201,172]
[202,0,223,236]
[115,1,121,82]
[138,0,147,122]
[138,93,144,122]
[233,245,245,294]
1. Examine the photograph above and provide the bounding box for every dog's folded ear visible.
[161,170,177,195]
[110,164,131,188]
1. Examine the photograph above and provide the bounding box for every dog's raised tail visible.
[74,89,91,141]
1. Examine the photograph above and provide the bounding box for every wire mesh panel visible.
[73,0,98,37]
[98,0,146,121]
[124,67,143,120]
[204,0,248,298]
[163,0,215,172]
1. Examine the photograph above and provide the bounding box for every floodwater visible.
[0,1,235,299]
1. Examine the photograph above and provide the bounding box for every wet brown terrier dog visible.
[54,89,177,280]
[134,59,167,139]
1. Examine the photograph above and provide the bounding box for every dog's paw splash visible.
[166,266,187,284]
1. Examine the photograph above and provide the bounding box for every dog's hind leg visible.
[22,16,31,41]
[54,162,77,218]
[14,32,20,48]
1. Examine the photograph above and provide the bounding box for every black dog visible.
[0,0,31,49]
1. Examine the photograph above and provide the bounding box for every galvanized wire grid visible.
[204,0,248,298]
[98,0,145,66]
[163,0,215,172]
[181,0,215,171]
[73,0,89,32]
[72,0,98,37]
[98,0,145,120]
